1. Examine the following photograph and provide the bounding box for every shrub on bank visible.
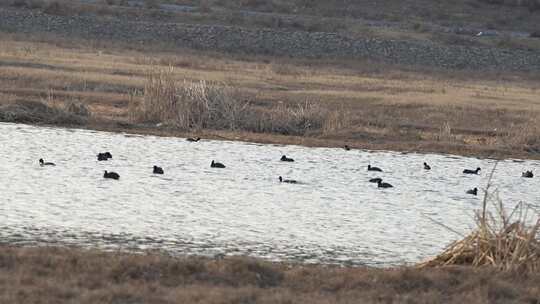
[129,66,347,136]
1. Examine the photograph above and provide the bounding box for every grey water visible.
[0,122,538,266]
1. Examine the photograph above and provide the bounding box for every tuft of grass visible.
[322,109,353,135]
[250,100,328,136]
[130,67,250,130]
[0,99,88,125]
[419,166,540,272]
[437,121,454,142]
[63,100,91,117]
[129,66,342,136]
[502,118,540,152]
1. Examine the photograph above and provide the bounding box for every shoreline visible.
[1,32,539,163]
[5,119,540,161]
[1,244,539,303]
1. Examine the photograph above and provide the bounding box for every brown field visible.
[1,245,539,304]
[1,32,539,159]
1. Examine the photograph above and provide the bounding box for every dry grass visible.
[0,98,89,125]
[1,33,540,158]
[2,245,540,303]
[419,167,540,272]
[130,67,251,131]
[129,67,342,135]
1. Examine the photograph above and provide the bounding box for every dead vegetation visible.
[420,167,540,272]
[0,34,539,158]
[129,66,349,136]
[0,98,89,125]
[1,245,540,303]
[130,68,251,131]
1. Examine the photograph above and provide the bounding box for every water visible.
[0,122,539,266]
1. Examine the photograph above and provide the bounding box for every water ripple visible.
[0,122,539,266]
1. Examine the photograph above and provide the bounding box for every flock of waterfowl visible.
[38,138,535,195]
[364,155,534,195]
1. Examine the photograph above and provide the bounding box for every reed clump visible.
[503,118,540,152]
[247,100,329,136]
[129,67,248,130]
[419,183,540,273]
[129,66,346,136]
[130,66,249,130]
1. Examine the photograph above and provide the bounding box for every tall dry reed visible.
[419,165,540,272]
[250,100,328,135]
[129,66,348,136]
[502,118,540,151]
[129,67,249,130]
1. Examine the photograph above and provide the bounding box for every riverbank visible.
[0,101,533,160]
[8,119,535,161]
[1,245,539,303]
[0,35,540,159]
[1,29,539,160]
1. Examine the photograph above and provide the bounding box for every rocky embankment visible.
[1,7,540,71]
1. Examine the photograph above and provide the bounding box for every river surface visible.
[1,122,538,266]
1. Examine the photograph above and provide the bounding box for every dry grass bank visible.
[1,245,540,304]
[1,33,540,158]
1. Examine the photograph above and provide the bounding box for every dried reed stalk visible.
[419,163,540,272]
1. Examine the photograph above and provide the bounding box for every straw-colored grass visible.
[419,167,540,272]
[0,98,89,125]
[2,244,540,303]
[130,67,250,131]
[129,66,347,136]
[1,33,540,158]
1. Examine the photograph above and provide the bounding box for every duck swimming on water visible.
[39,158,55,166]
[377,180,393,188]
[463,167,481,174]
[103,170,120,180]
[280,155,294,162]
[368,165,382,172]
[279,176,297,184]
[153,166,164,174]
[522,170,534,178]
[211,160,226,168]
[97,154,108,161]
[369,177,382,183]
[187,137,201,142]
[97,152,112,161]
[424,162,431,170]
[466,187,478,196]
